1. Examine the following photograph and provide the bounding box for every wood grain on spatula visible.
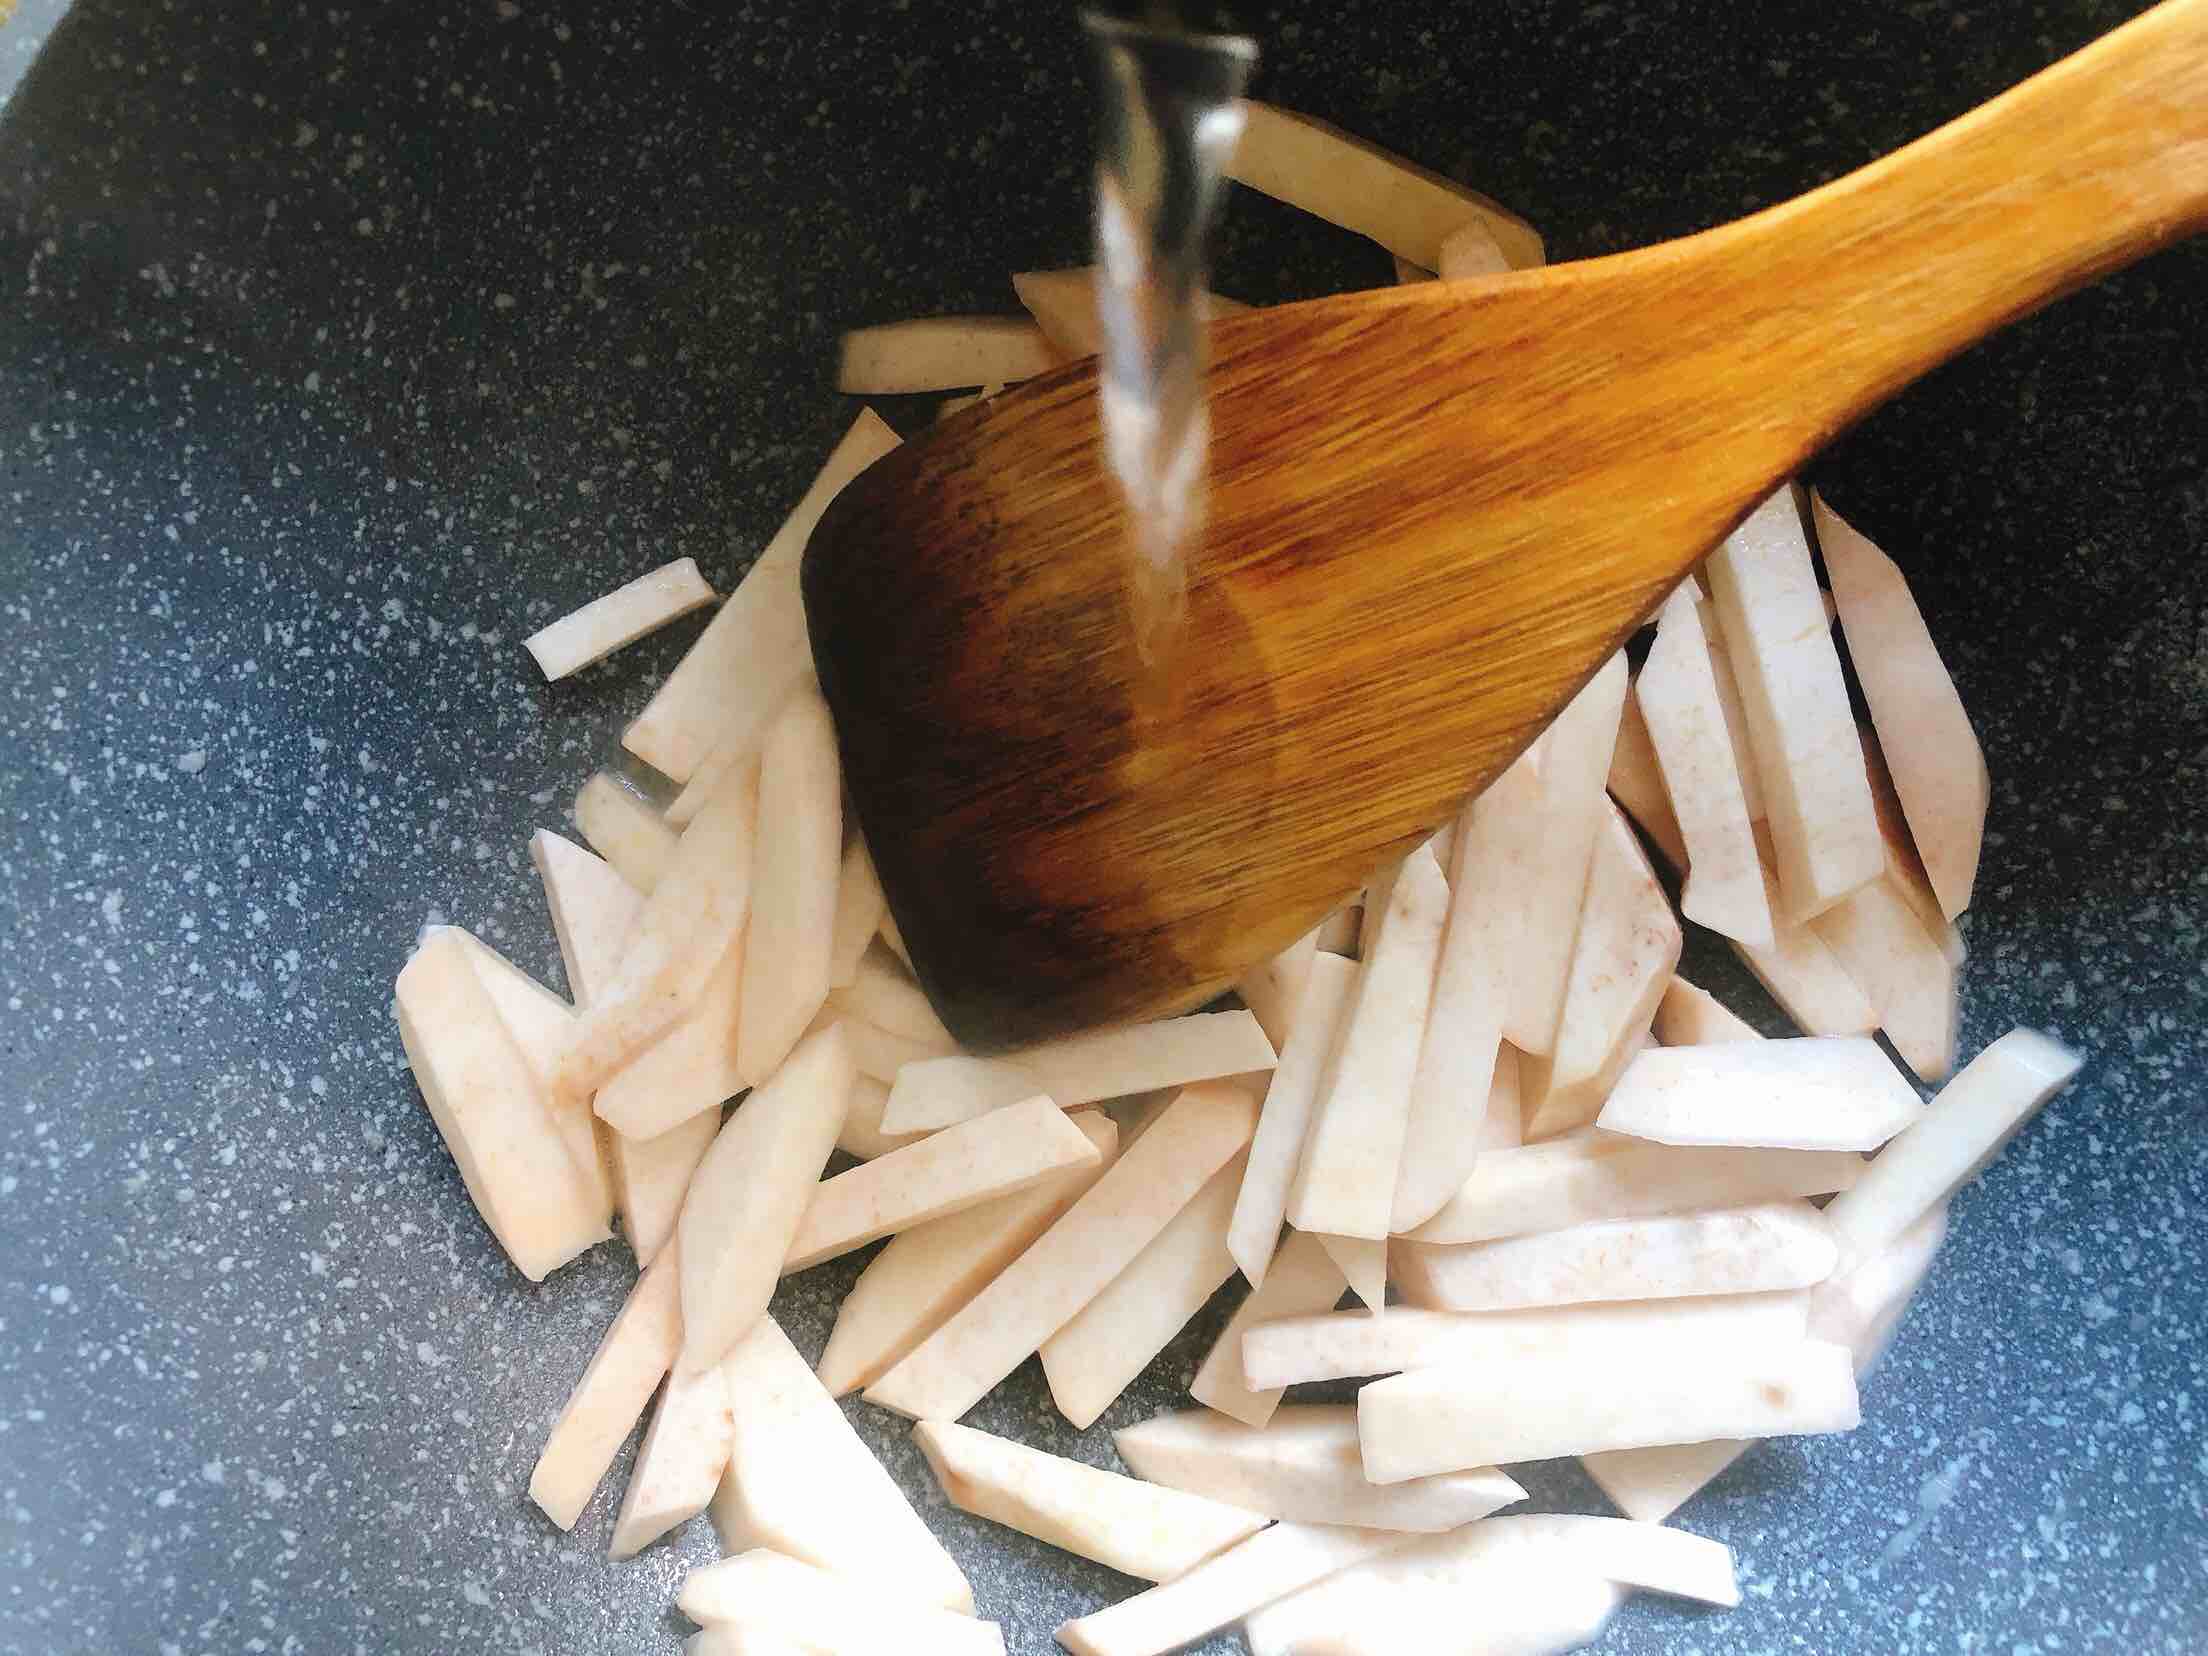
[805,0,2208,1049]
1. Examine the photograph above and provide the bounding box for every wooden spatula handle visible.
[1704,0,2208,426]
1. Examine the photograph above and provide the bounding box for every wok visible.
[0,1,2201,1651]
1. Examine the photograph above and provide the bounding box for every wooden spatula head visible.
[805,0,2207,1049]
[805,283,1763,1049]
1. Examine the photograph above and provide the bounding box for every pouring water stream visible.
[1082,9,1256,702]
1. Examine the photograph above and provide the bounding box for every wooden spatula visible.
[804,0,2207,1051]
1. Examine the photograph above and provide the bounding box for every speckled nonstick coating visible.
[1,2,2202,1652]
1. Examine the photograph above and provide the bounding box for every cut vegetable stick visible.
[1393,757,1533,1231]
[1706,488,1882,921]
[609,1358,734,1558]
[817,1113,1119,1396]
[1698,600,1770,822]
[1436,219,1510,278]
[530,830,644,1007]
[825,946,954,1048]
[1816,493,1987,919]
[1478,1043,1524,1151]
[592,937,746,1139]
[557,761,760,1111]
[574,771,681,893]
[1114,1406,1523,1534]
[1860,724,1966,964]
[626,411,898,782]
[1012,267,1250,358]
[917,1420,1265,1585]
[1190,1230,1347,1428]
[735,693,842,1085]
[1235,924,1322,1054]
[1521,806,1681,1140]
[612,1110,720,1268]
[1354,862,1399,963]
[1640,592,1774,946]
[712,1316,974,1614]
[680,1550,1004,1656]
[1607,685,1689,871]
[869,1011,1280,1139]
[1018,1011,1278,1109]
[1244,1526,1621,1656]
[1810,1203,1950,1376]
[1518,1005,1654,1148]
[1729,862,1881,1037]
[1110,1087,1180,1152]
[531,1246,682,1530]
[677,1024,854,1373]
[1503,653,1628,1054]
[1312,905,1360,957]
[853,1022,956,1080]
[1598,1036,1922,1152]
[1392,1202,1838,1313]
[1653,976,1762,1045]
[1586,1209,1950,1522]
[1426,818,1458,876]
[394,928,609,1280]
[865,1082,1258,1422]
[1810,869,1961,1082]
[1225,100,1545,271]
[835,1074,929,1162]
[1228,954,1359,1288]
[1410,1137,1864,1245]
[1580,1438,1755,1528]
[886,1011,1277,1132]
[822,1009,960,1083]
[1240,1293,1810,1392]
[1824,1028,2079,1269]
[878,904,913,969]
[451,932,574,1061]
[1258,1514,1731,1629]
[828,838,887,989]
[663,671,806,831]
[837,316,1059,393]
[1473,1514,1739,1606]
[881,1055,1038,1137]
[456,931,616,1220]
[1040,1152,1245,1429]
[525,557,717,681]
[1316,1233,1388,1316]
[1358,1336,1859,1480]
[1054,1520,1407,1656]
[785,1095,1102,1272]
[1289,846,1447,1243]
